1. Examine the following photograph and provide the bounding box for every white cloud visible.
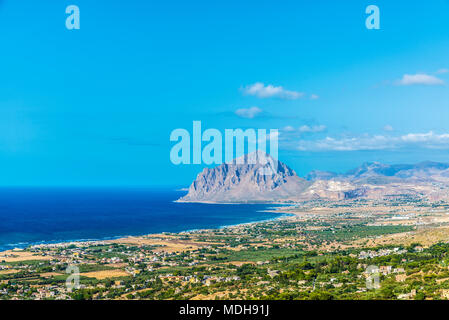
[400,131,449,143]
[436,68,449,74]
[235,106,263,119]
[282,125,296,132]
[396,73,444,86]
[383,125,394,132]
[296,131,449,151]
[242,82,304,100]
[310,94,319,100]
[299,125,327,133]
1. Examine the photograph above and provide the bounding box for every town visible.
[2,197,449,300]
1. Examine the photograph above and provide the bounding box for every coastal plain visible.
[3,195,449,300]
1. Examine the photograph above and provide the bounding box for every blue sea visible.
[0,188,285,252]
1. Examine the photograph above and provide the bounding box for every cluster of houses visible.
[375,266,405,276]
[30,241,107,251]
[358,247,407,259]
[0,265,11,271]
[3,285,71,300]
[158,274,241,287]
[202,275,241,286]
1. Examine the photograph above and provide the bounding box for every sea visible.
[0,188,286,252]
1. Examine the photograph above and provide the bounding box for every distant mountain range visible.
[178,152,449,203]
[306,161,449,183]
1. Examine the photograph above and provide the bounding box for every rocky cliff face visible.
[178,151,311,203]
[178,154,449,203]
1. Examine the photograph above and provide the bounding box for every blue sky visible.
[1,0,449,186]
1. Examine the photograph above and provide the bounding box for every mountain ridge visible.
[178,154,449,203]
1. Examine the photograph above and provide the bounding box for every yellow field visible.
[81,269,130,280]
[0,269,20,275]
[0,251,51,263]
[224,261,256,267]
[359,226,449,247]
[105,263,128,268]
[111,236,201,253]
[40,272,64,278]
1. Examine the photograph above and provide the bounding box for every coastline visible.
[174,199,289,205]
[0,206,296,254]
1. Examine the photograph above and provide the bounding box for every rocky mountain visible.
[306,161,449,184]
[177,151,311,203]
[303,161,449,201]
[178,155,449,203]
[305,170,338,181]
